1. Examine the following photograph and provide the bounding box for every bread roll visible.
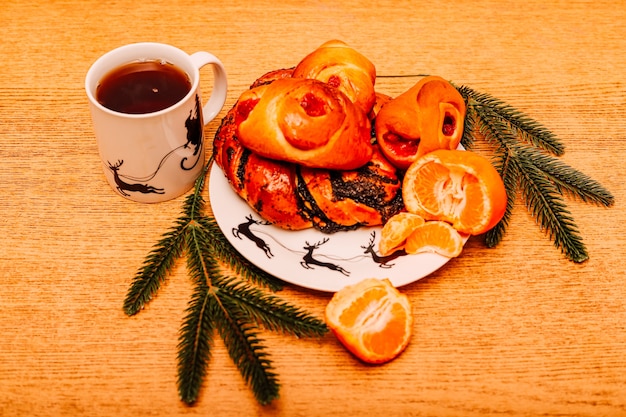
[292,40,377,115]
[236,77,373,170]
[213,99,404,233]
[213,107,313,230]
[375,76,466,170]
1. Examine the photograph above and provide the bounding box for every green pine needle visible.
[457,84,614,261]
[177,281,216,404]
[516,148,589,262]
[217,276,330,338]
[521,146,615,206]
[123,159,328,406]
[213,291,280,405]
[198,216,284,292]
[458,85,565,156]
[123,219,187,316]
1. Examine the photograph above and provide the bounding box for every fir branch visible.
[124,159,327,407]
[123,219,187,316]
[457,83,614,262]
[185,162,211,220]
[470,100,523,247]
[198,216,285,292]
[217,277,329,338]
[177,281,216,404]
[213,289,280,405]
[516,149,589,262]
[458,85,565,156]
[522,146,615,207]
[123,164,213,316]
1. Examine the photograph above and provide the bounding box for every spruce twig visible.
[457,84,615,261]
[123,218,187,316]
[459,85,565,156]
[124,160,328,406]
[516,148,589,262]
[521,146,615,206]
[177,281,215,404]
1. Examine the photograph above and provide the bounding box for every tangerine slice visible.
[405,221,464,258]
[325,278,413,364]
[402,149,507,235]
[378,212,425,256]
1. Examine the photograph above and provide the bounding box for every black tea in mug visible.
[96,60,192,114]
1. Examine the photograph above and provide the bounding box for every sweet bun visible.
[375,75,466,170]
[292,40,377,115]
[236,77,373,170]
[213,107,312,230]
[213,101,403,233]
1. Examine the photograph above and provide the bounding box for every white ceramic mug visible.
[85,42,228,203]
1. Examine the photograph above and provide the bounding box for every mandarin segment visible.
[378,212,425,256]
[405,221,464,258]
[402,150,507,235]
[325,278,413,364]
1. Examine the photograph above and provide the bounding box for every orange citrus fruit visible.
[378,212,425,256]
[405,221,464,257]
[402,149,507,235]
[325,278,413,364]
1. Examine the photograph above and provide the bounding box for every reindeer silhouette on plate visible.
[300,238,350,276]
[361,231,407,268]
[231,213,409,278]
[232,215,273,258]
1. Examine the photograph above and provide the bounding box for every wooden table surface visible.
[1,1,625,416]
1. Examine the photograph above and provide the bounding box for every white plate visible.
[208,163,464,292]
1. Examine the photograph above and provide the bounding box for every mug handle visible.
[189,52,228,125]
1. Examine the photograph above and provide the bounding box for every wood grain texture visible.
[1,1,625,416]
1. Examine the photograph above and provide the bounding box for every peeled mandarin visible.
[325,278,413,364]
[402,149,507,235]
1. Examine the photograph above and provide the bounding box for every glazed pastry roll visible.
[292,40,377,115]
[375,76,466,170]
[236,77,373,170]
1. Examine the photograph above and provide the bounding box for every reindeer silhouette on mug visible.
[184,94,202,156]
[232,215,273,258]
[361,231,406,268]
[107,160,165,197]
[181,94,203,171]
[300,238,349,276]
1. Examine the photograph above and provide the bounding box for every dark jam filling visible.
[235,98,259,124]
[442,113,456,136]
[300,93,327,117]
[383,132,420,157]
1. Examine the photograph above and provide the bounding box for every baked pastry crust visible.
[236,77,373,170]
